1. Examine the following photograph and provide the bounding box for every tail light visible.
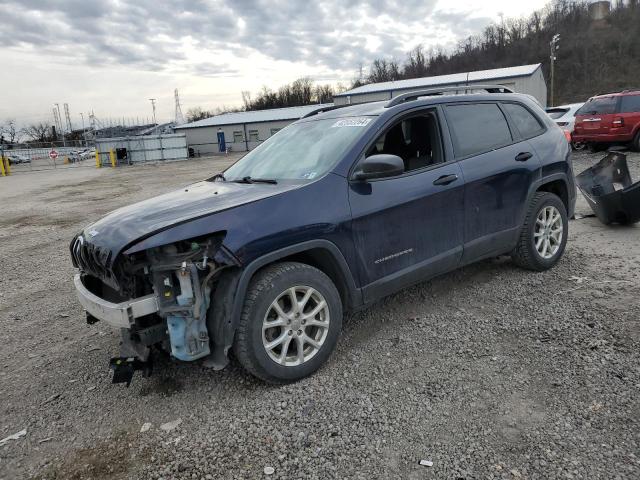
[612,117,624,127]
[563,130,572,143]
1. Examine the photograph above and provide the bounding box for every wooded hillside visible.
[357,0,640,105]
[239,1,640,111]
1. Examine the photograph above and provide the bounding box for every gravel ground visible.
[0,151,638,480]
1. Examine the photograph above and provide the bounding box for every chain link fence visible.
[1,133,191,176]
[0,140,96,174]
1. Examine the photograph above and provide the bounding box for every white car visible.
[546,103,585,149]
[6,153,31,164]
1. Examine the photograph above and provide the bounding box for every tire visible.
[511,192,568,271]
[632,130,640,152]
[233,262,342,384]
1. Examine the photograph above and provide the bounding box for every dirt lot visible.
[0,151,638,479]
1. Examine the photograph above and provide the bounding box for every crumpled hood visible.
[80,180,299,256]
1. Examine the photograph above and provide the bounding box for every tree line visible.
[185,78,341,122]
[355,0,640,105]
[10,0,640,134]
[228,0,640,115]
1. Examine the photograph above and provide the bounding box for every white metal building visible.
[95,133,188,164]
[175,104,333,155]
[334,64,547,107]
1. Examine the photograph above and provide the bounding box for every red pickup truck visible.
[573,90,640,151]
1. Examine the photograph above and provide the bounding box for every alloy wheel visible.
[262,286,330,366]
[534,205,564,259]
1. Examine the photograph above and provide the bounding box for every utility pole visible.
[149,98,157,126]
[80,112,87,147]
[549,34,560,107]
[174,88,185,125]
[54,103,66,147]
[64,103,73,133]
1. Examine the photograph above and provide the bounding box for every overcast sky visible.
[0,0,549,127]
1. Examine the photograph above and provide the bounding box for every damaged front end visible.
[71,233,239,385]
[576,151,640,225]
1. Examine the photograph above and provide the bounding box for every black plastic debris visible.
[576,151,640,225]
[109,356,153,387]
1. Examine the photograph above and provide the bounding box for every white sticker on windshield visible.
[302,171,318,179]
[331,118,372,128]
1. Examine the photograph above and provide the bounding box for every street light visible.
[549,34,561,107]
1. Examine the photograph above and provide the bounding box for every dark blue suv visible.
[71,86,576,384]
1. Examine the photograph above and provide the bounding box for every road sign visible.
[49,149,58,160]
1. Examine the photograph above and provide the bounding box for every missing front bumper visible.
[576,151,640,225]
[74,274,160,328]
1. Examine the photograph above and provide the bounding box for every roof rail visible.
[301,104,349,119]
[385,84,515,108]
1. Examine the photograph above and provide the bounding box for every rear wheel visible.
[512,192,568,271]
[233,262,342,383]
[632,130,640,152]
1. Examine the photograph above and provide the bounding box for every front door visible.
[348,111,465,303]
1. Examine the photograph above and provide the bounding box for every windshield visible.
[546,108,568,119]
[576,97,617,115]
[222,117,373,181]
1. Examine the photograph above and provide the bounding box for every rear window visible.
[445,103,513,158]
[546,108,568,119]
[620,95,640,113]
[503,103,545,138]
[577,97,618,115]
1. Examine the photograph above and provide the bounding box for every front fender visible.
[204,239,360,369]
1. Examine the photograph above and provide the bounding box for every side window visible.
[502,103,545,138]
[620,95,640,113]
[445,103,513,157]
[233,131,243,143]
[364,112,444,174]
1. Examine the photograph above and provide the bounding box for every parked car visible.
[70,87,576,384]
[546,103,585,149]
[6,154,31,165]
[573,89,640,151]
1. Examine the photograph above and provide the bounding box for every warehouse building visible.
[334,64,547,107]
[175,103,332,155]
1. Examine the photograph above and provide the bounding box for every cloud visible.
[0,0,548,121]
[0,0,472,75]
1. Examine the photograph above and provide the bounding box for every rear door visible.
[575,96,620,137]
[443,102,543,262]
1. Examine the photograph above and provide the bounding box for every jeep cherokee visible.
[70,86,576,384]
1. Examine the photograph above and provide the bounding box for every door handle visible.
[515,152,533,162]
[433,174,458,186]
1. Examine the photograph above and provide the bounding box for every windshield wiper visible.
[233,176,278,184]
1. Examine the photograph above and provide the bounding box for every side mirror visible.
[354,154,404,181]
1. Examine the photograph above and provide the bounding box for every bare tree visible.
[241,91,252,110]
[0,119,20,144]
[186,107,213,123]
[22,122,53,143]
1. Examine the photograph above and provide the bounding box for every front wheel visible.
[512,192,568,271]
[233,262,342,383]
